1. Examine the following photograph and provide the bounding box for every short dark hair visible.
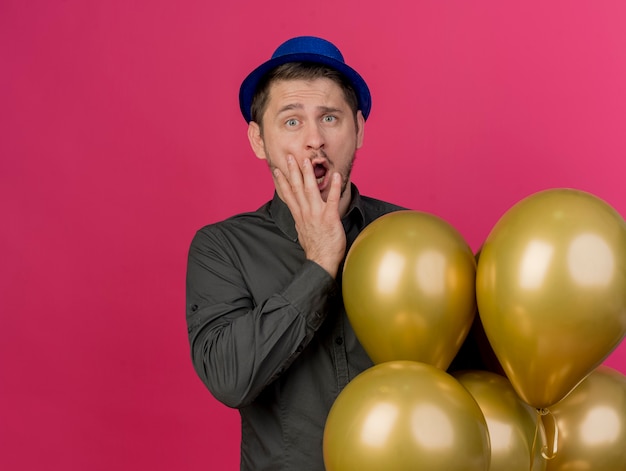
[250,62,359,128]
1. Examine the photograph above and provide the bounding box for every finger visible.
[300,158,322,200]
[287,155,316,214]
[285,154,305,193]
[273,167,300,216]
[326,172,342,208]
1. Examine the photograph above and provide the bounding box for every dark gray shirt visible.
[186,185,405,470]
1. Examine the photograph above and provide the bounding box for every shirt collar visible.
[269,183,366,242]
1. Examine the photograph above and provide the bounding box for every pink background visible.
[2,1,625,469]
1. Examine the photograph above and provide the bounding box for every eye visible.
[286,118,299,127]
[323,115,337,123]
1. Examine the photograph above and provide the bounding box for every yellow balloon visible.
[323,361,490,471]
[545,366,626,471]
[343,210,477,369]
[455,370,548,471]
[476,189,626,408]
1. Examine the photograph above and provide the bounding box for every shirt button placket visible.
[333,319,349,389]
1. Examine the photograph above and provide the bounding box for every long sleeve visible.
[186,223,338,409]
[186,189,407,470]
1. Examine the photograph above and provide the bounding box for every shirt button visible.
[335,337,344,345]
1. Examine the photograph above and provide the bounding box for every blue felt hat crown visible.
[239,36,371,123]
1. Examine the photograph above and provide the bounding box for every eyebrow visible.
[277,103,303,114]
[276,104,344,115]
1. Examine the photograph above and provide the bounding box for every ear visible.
[355,111,365,149]
[247,121,267,160]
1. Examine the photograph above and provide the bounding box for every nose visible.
[305,123,325,151]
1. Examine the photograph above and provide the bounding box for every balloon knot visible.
[535,408,558,460]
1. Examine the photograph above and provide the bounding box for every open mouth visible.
[313,162,328,187]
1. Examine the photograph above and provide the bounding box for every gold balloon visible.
[545,366,626,471]
[455,370,548,471]
[343,210,477,369]
[323,361,490,471]
[476,189,626,408]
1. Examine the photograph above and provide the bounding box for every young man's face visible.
[248,77,365,206]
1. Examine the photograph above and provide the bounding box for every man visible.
[185,36,406,470]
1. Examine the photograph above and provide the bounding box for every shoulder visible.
[191,201,274,248]
[359,195,408,221]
